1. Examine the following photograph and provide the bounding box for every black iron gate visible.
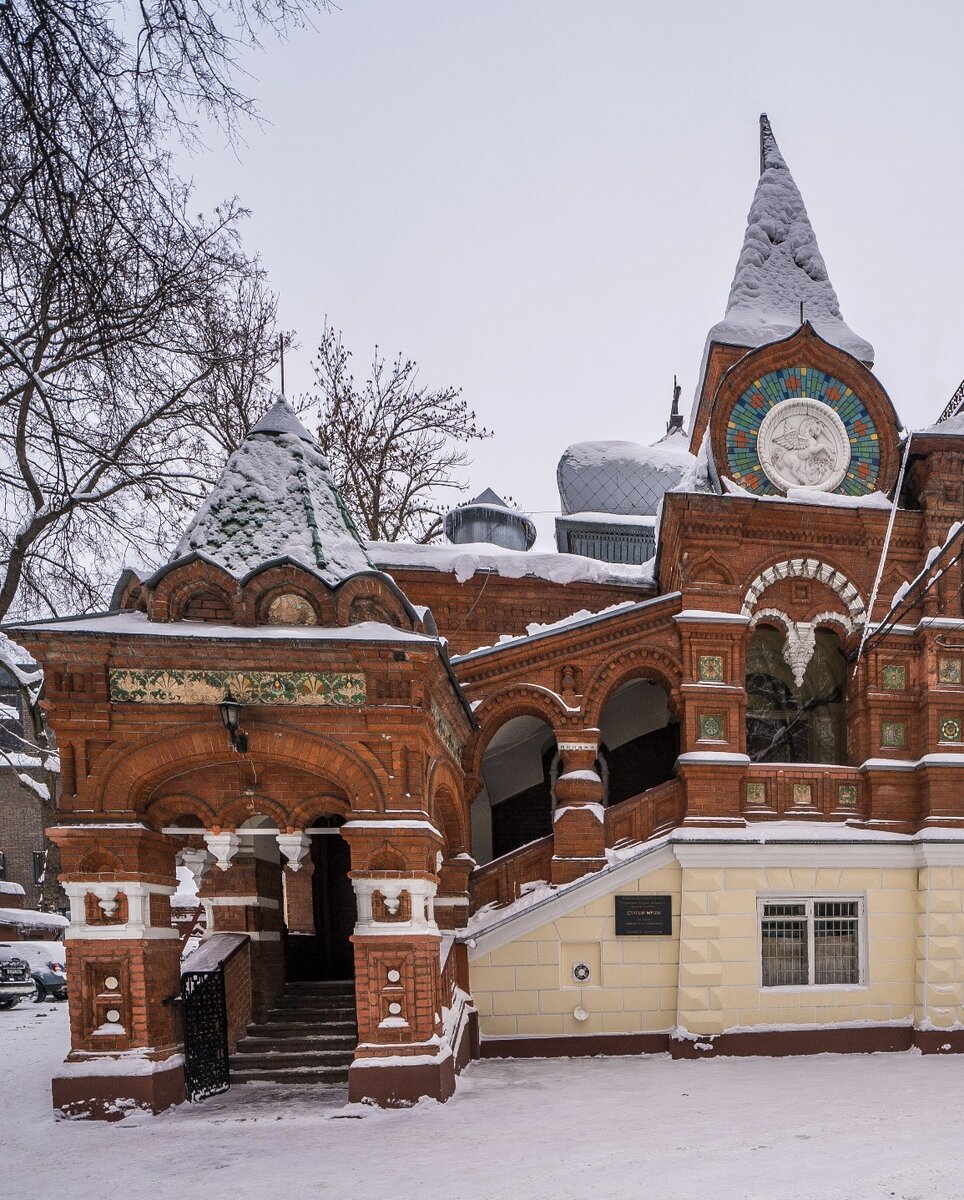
[181,966,230,1102]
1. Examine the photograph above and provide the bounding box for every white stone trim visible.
[277,832,311,871]
[353,876,439,935]
[201,895,279,909]
[742,559,866,625]
[63,881,177,941]
[674,610,751,625]
[205,831,241,871]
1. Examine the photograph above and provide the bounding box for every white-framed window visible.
[758,897,864,987]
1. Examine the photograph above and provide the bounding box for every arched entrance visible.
[598,678,678,804]
[472,716,558,863]
[284,817,356,982]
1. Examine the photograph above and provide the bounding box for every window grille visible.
[760,898,861,987]
[0,850,5,879]
[33,849,45,886]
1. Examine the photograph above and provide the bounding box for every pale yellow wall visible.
[916,866,964,1030]
[470,864,681,1039]
[470,860,926,1040]
[678,866,917,1035]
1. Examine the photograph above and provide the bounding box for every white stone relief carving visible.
[352,877,439,936]
[742,559,866,625]
[757,399,851,493]
[276,832,311,872]
[751,607,854,687]
[204,831,241,872]
[177,847,215,889]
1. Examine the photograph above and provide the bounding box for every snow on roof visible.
[172,396,373,587]
[16,610,432,644]
[915,409,964,438]
[368,540,657,588]
[0,907,68,930]
[721,477,894,509]
[691,115,874,430]
[557,439,695,518]
[454,596,675,661]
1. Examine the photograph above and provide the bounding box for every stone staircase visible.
[231,980,357,1086]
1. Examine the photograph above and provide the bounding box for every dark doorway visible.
[285,820,356,981]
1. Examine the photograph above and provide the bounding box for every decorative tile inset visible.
[939,657,962,685]
[698,713,725,741]
[745,782,767,807]
[881,721,905,749]
[431,699,461,760]
[881,664,906,691]
[725,367,881,497]
[109,668,366,707]
[940,717,962,743]
[838,784,858,808]
[792,783,813,807]
[698,655,725,683]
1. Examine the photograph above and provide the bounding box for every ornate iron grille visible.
[181,966,230,1102]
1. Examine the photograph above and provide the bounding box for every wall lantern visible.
[219,693,248,754]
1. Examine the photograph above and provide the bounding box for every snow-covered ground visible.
[4,1002,964,1199]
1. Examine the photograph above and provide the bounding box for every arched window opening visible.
[0,668,24,750]
[746,626,847,765]
[472,716,557,864]
[597,679,678,805]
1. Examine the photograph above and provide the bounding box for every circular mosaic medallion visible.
[725,367,881,496]
[940,718,961,742]
[757,398,851,493]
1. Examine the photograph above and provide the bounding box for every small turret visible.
[444,488,536,552]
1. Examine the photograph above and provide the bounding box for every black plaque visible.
[615,894,672,936]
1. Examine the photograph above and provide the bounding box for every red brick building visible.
[14,115,964,1118]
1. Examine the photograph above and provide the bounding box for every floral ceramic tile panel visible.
[745,782,767,806]
[698,655,725,683]
[939,657,962,685]
[698,713,725,740]
[109,668,366,706]
[940,717,962,743]
[837,784,858,808]
[881,721,905,749]
[881,664,905,690]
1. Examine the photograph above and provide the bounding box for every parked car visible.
[0,941,67,1002]
[0,951,34,1009]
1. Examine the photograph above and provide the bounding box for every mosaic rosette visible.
[725,367,880,496]
[110,668,366,706]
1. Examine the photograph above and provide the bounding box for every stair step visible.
[233,1049,354,1069]
[266,1007,357,1021]
[283,980,354,992]
[232,1065,350,1085]
[252,1020,357,1037]
[238,1035,356,1053]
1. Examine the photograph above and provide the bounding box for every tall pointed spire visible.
[711,114,873,364]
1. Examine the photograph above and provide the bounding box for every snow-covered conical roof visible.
[172,396,373,585]
[707,115,873,364]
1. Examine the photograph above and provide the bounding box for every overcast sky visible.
[181,1,964,544]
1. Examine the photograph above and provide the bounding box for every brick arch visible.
[427,758,468,853]
[216,793,291,831]
[289,792,351,829]
[102,721,387,820]
[239,561,337,627]
[143,792,218,829]
[466,685,569,778]
[334,572,413,630]
[742,559,866,625]
[149,558,240,623]
[581,647,683,730]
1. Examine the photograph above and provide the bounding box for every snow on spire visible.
[710,114,874,364]
[172,396,373,586]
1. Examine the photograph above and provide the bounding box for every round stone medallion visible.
[757,398,851,493]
